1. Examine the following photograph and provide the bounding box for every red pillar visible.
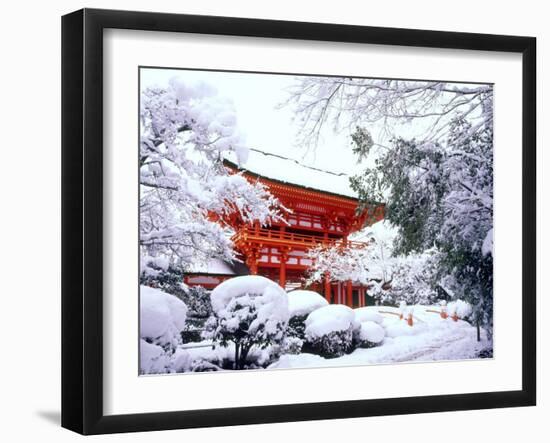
[247,249,258,275]
[324,273,332,303]
[347,281,353,307]
[279,250,287,289]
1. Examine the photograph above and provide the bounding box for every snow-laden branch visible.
[282,77,492,149]
[140,79,283,275]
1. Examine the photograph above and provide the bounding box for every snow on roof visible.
[224,149,358,199]
[187,259,237,275]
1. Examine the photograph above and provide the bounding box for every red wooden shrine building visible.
[184,153,384,308]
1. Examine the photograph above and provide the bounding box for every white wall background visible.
[0,0,546,441]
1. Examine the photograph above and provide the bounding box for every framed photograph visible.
[62,8,536,435]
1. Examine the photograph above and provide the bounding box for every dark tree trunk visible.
[239,345,251,369]
[234,344,240,370]
[476,320,481,342]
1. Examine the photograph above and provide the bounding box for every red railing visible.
[232,227,368,249]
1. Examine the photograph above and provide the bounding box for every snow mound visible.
[448,299,473,318]
[211,275,285,312]
[140,339,169,374]
[140,285,188,347]
[384,319,429,338]
[170,348,193,373]
[354,307,384,325]
[305,304,358,338]
[358,321,385,344]
[268,353,328,369]
[287,290,328,318]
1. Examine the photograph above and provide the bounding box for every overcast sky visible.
[140,67,365,177]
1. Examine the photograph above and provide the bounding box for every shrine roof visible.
[223,149,359,200]
[187,259,249,276]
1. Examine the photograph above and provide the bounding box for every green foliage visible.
[304,327,354,358]
[286,315,307,340]
[350,118,494,338]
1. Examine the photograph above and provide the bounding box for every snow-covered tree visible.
[140,79,282,277]
[205,276,289,369]
[286,77,493,340]
[374,248,443,306]
[284,77,492,150]
[307,237,443,306]
[350,119,493,338]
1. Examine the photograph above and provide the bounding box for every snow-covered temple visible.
[184,151,385,308]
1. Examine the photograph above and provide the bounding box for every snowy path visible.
[270,306,491,369]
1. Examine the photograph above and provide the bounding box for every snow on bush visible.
[305,304,358,337]
[170,348,193,373]
[288,290,328,318]
[280,336,304,355]
[354,307,384,325]
[140,339,171,374]
[139,285,192,374]
[355,321,385,348]
[304,305,359,358]
[448,299,473,319]
[207,276,290,369]
[140,285,188,349]
[286,290,328,340]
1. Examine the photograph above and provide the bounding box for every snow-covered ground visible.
[172,304,491,372]
[139,283,491,374]
[270,306,490,369]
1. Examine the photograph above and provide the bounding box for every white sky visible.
[140,67,364,177]
[140,68,490,193]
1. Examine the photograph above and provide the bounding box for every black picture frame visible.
[61,8,537,435]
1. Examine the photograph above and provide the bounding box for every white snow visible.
[140,285,188,348]
[224,149,357,198]
[482,228,493,257]
[187,258,236,275]
[140,339,170,374]
[270,304,491,370]
[304,304,359,338]
[447,299,473,319]
[170,348,193,372]
[358,321,385,344]
[211,275,287,313]
[210,275,289,335]
[287,290,328,318]
[354,307,384,324]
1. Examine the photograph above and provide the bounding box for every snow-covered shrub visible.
[140,339,171,374]
[304,305,359,358]
[447,299,473,320]
[280,336,304,355]
[182,286,213,318]
[140,285,188,349]
[354,321,385,348]
[206,276,289,369]
[286,290,328,340]
[170,348,193,372]
[288,290,328,317]
[139,285,190,374]
[180,286,213,343]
